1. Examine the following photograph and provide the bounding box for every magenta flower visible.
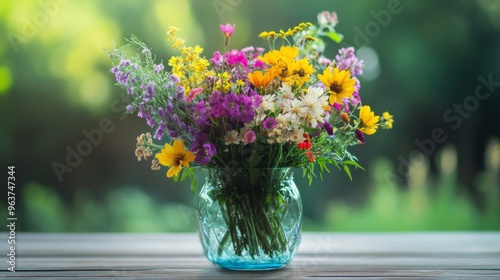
[332,102,342,111]
[242,130,256,145]
[220,23,235,38]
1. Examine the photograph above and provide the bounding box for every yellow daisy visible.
[318,67,356,105]
[355,105,380,135]
[259,46,299,78]
[155,140,196,178]
[287,58,315,86]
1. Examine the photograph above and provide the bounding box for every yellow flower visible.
[287,58,315,86]
[305,35,316,42]
[259,46,299,67]
[172,38,185,50]
[155,140,196,178]
[318,67,356,105]
[259,46,299,80]
[167,26,180,36]
[355,105,380,135]
[380,111,394,129]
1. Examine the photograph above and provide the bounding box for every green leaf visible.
[325,31,344,43]
[190,177,198,193]
[344,160,365,171]
[343,164,353,181]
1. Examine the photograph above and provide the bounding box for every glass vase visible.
[197,168,302,270]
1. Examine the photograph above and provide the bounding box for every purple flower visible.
[262,117,277,129]
[154,123,166,140]
[202,142,217,159]
[125,105,133,112]
[238,97,255,123]
[247,89,263,107]
[119,59,130,67]
[324,121,334,136]
[167,128,178,138]
[223,93,241,118]
[146,106,155,127]
[169,74,180,84]
[355,129,365,144]
[143,82,156,102]
[191,133,217,165]
[166,101,174,115]
[335,47,364,77]
[154,63,164,74]
[209,91,227,118]
[137,102,147,118]
[116,71,130,85]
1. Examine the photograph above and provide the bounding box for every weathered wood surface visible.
[2,232,500,279]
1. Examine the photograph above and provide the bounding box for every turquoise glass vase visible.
[197,168,302,270]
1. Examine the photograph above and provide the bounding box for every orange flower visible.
[248,71,274,89]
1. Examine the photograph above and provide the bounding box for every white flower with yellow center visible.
[282,98,307,124]
[302,86,328,128]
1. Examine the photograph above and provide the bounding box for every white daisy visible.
[301,86,328,128]
[282,98,307,123]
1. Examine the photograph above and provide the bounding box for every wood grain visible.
[2,232,499,279]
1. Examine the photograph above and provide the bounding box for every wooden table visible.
[3,232,500,279]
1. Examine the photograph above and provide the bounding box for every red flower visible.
[297,133,312,150]
[305,151,316,163]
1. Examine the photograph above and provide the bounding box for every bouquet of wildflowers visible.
[109,11,393,188]
[109,11,393,262]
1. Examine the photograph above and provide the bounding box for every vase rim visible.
[200,167,297,171]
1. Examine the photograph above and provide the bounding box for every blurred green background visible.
[1,0,499,232]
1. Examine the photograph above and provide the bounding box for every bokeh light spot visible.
[79,73,111,112]
[0,66,13,94]
[357,46,380,81]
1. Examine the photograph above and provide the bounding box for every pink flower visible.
[332,102,342,111]
[317,11,338,26]
[220,23,235,38]
[186,87,203,103]
[242,130,256,145]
